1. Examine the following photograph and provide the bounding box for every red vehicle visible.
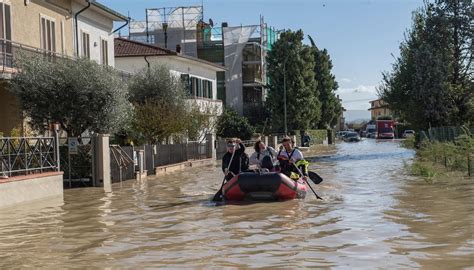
[376,120,395,139]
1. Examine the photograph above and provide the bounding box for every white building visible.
[73,0,128,66]
[114,37,225,138]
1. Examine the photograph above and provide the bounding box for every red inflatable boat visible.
[222,172,308,201]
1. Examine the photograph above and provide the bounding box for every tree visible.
[378,0,473,130]
[11,55,131,137]
[128,65,188,144]
[186,100,220,142]
[216,108,254,140]
[266,29,320,133]
[308,35,343,129]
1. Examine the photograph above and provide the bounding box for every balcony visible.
[0,38,131,81]
[185,97,223,116]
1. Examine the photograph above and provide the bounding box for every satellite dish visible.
[209,18,214,27]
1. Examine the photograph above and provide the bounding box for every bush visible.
[216,109,254,140]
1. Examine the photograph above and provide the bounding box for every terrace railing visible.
[0,38,131,80]
[0,137,58,177]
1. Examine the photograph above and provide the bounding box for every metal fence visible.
[0,137,58,177]
[110,145,135,183]
[419,126,472,143]
[102,139,211,184]
[419,126,473,176]
[141,141,210,175]
[59,137,93,187]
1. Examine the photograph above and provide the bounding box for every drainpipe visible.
[112,18,130,36]
[144,55,150,69]
[75,0,91,56]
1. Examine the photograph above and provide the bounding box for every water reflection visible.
[0,139,472,268]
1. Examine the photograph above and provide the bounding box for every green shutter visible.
[208,81,213,99]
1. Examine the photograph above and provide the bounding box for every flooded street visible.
[1,140,473,269]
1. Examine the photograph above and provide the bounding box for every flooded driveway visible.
[0,139,472,268]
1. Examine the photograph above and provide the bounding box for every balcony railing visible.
[0,38,73,74]
[0,38,131,80]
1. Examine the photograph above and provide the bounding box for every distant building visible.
[0,0,127,136]
[368,99,392,119]
[337,95,346,131]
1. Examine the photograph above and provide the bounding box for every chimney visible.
[176,44,182,54]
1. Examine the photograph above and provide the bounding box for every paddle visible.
[294,165,323,200]
[212,144,237,202]
[308,171,323,184]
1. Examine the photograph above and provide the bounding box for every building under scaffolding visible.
[128,6,278,123]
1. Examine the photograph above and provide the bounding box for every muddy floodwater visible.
[1,139,473,269]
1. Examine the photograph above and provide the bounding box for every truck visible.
[376,120,395,139]
[365,124,376,138]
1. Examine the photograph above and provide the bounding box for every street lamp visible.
[283,58,288,135]
[275,41,293,135]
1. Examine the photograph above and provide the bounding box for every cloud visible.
[337,84,377,94]
[336,85,378,110]
[340,78,351,83]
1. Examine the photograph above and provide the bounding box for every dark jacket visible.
[222,143,246,177]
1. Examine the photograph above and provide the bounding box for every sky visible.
[100,0,424,119]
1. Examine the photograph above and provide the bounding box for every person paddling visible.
[277,136,309,179]
[222,138,247,180]
[250,140,277,170]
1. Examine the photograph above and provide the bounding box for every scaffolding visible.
[128,5,279,121]
[129,6,204,56]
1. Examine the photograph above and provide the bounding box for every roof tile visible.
[114,38,177,57]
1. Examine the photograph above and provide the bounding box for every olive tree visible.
[128,65,188,144]
[11,55,131,137]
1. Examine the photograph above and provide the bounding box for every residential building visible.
[127,6,278,124]
[368,99,392,119]
[114,37,225,137]
[72,0,127,66]
[0,0,127,136]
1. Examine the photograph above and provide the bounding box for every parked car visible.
[336,131,348,139]
[402,130,415,138]
[343,132,361,142]
[367,132,376,139]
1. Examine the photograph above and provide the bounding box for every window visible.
[200,79,205,98]
[101,39,108,65]
[40,16,56,52]
[81,31,90,58]
[180,74,191,95]
[0,3,12,59]
[190,77,198,96]
[0,3,11,40]
[207,81,213,99]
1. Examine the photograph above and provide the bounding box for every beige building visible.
[0,0,126,136]
[368,99,392,119]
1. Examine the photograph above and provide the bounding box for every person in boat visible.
[222,138,248,180]
[250,140,278,170]
[277,136,309,180]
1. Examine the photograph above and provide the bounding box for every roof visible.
[369,98,383,103]
[115,38,177,57]
[91,1,128,21]
[114,38,226,71]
